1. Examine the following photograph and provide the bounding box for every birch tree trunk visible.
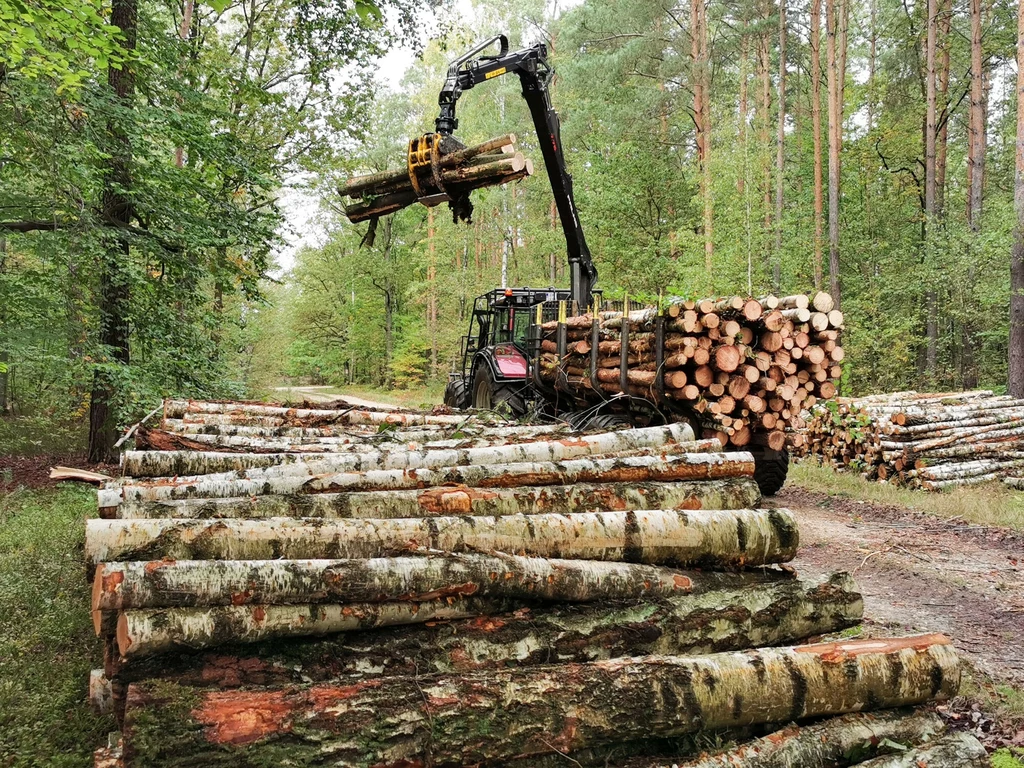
[111,572,859,673]
[121,634,960,767]
[661,708,944,768]
[86,508,799,572]
[93,553,711,615]
[99,452,755,507]
[111,477,762,521]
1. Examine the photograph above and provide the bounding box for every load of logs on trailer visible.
[539,292,843,450]
[87,398,984,767]
[795,389,1024,490]
[338,134,533,223]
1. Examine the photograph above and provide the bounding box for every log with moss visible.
[850,732,987,768]
[110,477,762,520]
[120,634,959,767]
[98,451,755,508]
[109,572,858,672]
[650,708,944,768]
[86,507,797,573]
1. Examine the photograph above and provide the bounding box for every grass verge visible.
[791,461,1024,531]
[0,485,111,767]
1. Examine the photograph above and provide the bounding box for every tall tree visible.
[825,0,847,306]
[89,0,138,462]
[1010,0,1024,398]
[967,0,985,230]
[691,0,712,277]
[810,0,824,291]
[773,0,786,291]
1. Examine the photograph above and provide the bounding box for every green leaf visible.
[354,0,382,23]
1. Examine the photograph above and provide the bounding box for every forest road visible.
[778,485,1024,688]
[272,386,399,411]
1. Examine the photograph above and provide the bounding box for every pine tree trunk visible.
[85,508,799,573]
[1013,0,1024,399]
[811,0,824,291]
[773,0,787,291]
[110,572,860,677]
[967,0,985,230]
[664,708,943,768]
[110,477,762,521]
[825,0,846,307]
[120,635,960,767]
[92,553,712,614]
[100,451,754,507]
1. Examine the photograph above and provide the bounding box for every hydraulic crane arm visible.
[434,35,597,310]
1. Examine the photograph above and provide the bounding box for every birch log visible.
[92,554,709,616]
[99,452,755,508]
[110,572,858,669]
[176,408,472,428]
[164,398,417,419]
[110,477,762,520]
[120,634,960,767]
[851,732,987,767]
[85,508,798,572]
[660,708,944,768]
[117,423,696,480]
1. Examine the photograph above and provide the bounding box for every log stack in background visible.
[86,398,980,767]
[538,292,844,450]
[339,134,533,223]
[796,389,1024,490]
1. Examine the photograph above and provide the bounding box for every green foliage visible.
[0,487,110,767]
[992,748,1024,768]
[0,0,126,91]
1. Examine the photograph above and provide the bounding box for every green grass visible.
[791,461,1024,531]
[0,486,112,767]
[274,383,447,411]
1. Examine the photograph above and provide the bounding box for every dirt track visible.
[777,485,1024,688]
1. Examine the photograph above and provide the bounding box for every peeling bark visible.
[117,423,695,480]
[653,708,943,767]
[111,478,762,521]
[111,573,859,681]
[120,634,960,767]
[99,452,755,508]
[92,553,713,616]
[852,732,986,767]
[86,508,798,573]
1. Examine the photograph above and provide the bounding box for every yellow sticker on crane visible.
[485,67,507,79]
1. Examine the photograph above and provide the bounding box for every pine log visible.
[99,451,752,507]
[93,554,706,617]
[120,634,960,767]
[658,708,943,768]
[111,477,760,520]
[851,732,987,767]
[109,572,859,678]
[86,508,798,572]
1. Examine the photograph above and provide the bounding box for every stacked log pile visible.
[86,398,979,767]
[339,134,533,223]
[537,293,844,450]
[797,390,1024,490]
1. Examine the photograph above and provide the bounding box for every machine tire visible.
[569,412,637,430]
[443,377,470,410]
[472,365,527,417]
[753,449,789,497]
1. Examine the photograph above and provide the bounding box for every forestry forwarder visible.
[428,35,789,495]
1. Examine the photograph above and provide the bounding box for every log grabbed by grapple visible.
[339,133,534,224]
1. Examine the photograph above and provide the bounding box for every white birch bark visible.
[111,477,762,520]
[99,451,754,508]
[85,507,798,571]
